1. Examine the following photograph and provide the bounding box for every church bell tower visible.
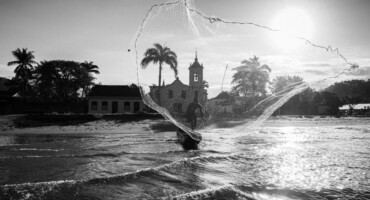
[189,52,203,87]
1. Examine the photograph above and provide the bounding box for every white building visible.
[339,103,370,116]
[149,53,208,113]
[88,85,145,114]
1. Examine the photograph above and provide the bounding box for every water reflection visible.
[1,119,370,199]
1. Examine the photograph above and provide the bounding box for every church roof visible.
[189,52,203,69]
[150,77,188,88]
[88,85,141,98]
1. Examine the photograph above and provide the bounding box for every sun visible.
[271,7,314,50]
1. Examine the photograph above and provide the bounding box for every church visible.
[149,53,207,113]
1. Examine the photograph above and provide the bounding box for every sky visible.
[1,0,370,98]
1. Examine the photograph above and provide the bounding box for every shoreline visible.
[0,114,369,134]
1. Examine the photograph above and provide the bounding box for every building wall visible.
[88,97,145,114]
[150,84,207,113]
[207,99,233,114]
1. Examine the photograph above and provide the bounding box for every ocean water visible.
[1,117,370,200]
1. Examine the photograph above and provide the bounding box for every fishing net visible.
[131,0,360,136]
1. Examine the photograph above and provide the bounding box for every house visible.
[87,85,145,114]
[207,92,234,115]
[149,53,208,113]
[339,103,370,116]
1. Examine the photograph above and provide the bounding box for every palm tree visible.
[141,43,178,105]
[271,75,303,94]
[81,61,100,74]
[81,61,99,97]
[34,60,59,102]
[7,48,37,97]
[231,56,271,97]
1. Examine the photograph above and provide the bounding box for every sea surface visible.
[1,117,370,200]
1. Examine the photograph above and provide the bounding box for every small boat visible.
[176,128,201,150]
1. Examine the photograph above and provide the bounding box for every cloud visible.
[302,63,332,67]
[344,66,370,77]
[304,69,327,75]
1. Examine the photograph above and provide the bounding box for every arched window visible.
[169,90,173,99]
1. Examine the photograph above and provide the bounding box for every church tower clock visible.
[189,52,203,87]
[188,52,205,101]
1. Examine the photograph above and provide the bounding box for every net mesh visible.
[131,0,360,136]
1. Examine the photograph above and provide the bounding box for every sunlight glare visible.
[271,7,314,51]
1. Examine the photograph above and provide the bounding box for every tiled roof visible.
[88,85,141,98]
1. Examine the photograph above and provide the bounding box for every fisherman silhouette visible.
[186,97,204,130]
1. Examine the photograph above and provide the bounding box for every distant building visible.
[149,53,207,113]
[87,85,145,114]
[339,103,370,116]
[207,92,234,115]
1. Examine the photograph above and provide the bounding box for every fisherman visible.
[186,97,204,130]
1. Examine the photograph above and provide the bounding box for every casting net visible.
[131,0,360,136]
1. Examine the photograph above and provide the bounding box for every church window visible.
[194,90,199,99]
[169,90,173,99]
[181,90,186,99]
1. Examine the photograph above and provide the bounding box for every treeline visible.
[276,79,370,115]
[4,48,100,113]
[213,55,369,116]
[6,48,99,106]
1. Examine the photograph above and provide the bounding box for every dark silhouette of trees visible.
[7,48,37,97]
[231,56,271,97]
[141,43,178,105]
[80,61,99,97]
[81,61,100,74]
[325,79,370,103]
[34,60,94,106]
[202,80,209,89]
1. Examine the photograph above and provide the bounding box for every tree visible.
[141,43,178,105]
[34,61,59,102]
[7,48,37,97]
[80,61,99,97]
[202,80,209,89]
[81,61,100,74]
[320,91,342,115]
[271,75,303,94]
[231,56,271,97]
[34,60,89,106]
[325,79,370,103]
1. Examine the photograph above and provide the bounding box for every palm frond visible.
[7,61,20,66]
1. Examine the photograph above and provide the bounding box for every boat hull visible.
[176,129,200,150]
